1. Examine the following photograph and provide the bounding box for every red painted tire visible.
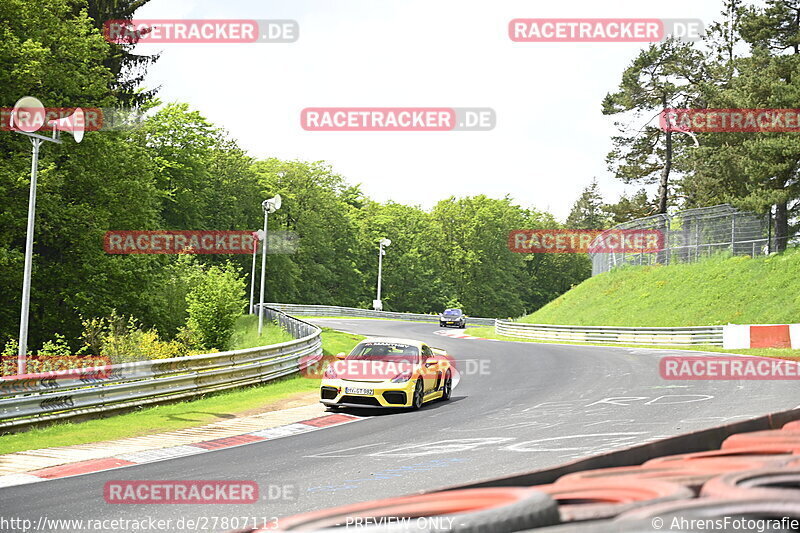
[534,479,692,522]
[721,429,800,451]
[556,462,759,492]
[645,447,795,465]
[701,467,800,499]
[616,497,800,522]
[269,487,560,532]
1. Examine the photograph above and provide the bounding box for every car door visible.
[420,344,440,394]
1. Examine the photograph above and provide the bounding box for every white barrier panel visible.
[723,324,751,349]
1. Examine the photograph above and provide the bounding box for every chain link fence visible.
[591,205,771,276]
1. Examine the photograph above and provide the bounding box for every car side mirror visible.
[336,352,347,360]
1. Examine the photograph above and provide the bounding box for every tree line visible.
[3,0,798,355]
[600,0,800,248]
[0,0,588,354]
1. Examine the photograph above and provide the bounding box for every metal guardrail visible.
[0,307,322,430]
[265,304,721,346]
[495,320,724,346]
[261,303,497,326]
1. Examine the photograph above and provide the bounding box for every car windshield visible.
[348,342,419,364]
[443,309,462,316]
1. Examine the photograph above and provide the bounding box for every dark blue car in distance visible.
[439,308,466,328]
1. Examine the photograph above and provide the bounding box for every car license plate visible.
[447,321,454,324]
[345,387,374,395]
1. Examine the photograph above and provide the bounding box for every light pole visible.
[9,97,84,374]
[258,195,282,336]
[374,238,391,311]
[249,229,264,314]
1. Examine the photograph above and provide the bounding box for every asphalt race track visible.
[3,318,799,531]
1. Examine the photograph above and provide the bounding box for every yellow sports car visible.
[320,337,453,409]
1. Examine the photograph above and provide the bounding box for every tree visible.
[679,1,800,250]
[186,263,247,350]
[603,38,706,213]
[352,201,446,312]
[251,159,363,306]
[603,189,655,226]
[81,0,160,107]
[566,178,607,229]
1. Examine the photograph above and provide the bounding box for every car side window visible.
[421,345,433,362]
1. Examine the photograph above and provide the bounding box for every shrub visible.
[186,262,248,350]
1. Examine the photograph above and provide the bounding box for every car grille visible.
[321,386,338,400]
[383,391,407,405]
[340,395,381,406]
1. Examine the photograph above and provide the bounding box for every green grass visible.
[228,315,296,349]
[0,327,364,455]
[319,327,365,355]
[521,249,800,327]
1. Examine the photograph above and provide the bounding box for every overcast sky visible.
[132,0,727,220]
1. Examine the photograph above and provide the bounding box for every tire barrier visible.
[263,488,559,532]
[531,479,692,522]
[701,467,800,499]
[555,461,770,493]
[235,415,800,533]
[645,448,796,466]
[721,429,800,452]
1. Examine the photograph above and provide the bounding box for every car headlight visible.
[391,370,413,383]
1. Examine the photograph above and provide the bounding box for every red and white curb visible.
[0,413,362,489]
[723,323,800,349]
[435,330,498,341]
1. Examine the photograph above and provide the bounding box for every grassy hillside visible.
[521,249,800,327]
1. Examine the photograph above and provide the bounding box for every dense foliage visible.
[603,0,800,248]
[2,0,797,354]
